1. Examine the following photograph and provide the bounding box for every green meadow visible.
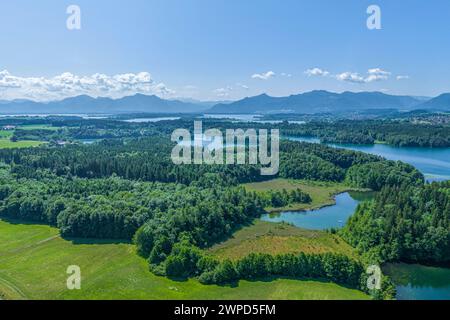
[0,219,369,300]
[0,139,43,149]
[208,220,359,261]
[0,126,46,149]
[17,124,60,131]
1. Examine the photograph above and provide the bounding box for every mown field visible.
[0,139,43,149]
[0,219,369,300]
[17,124,60,131]
[243,178,356,212]
[208,220,359,261]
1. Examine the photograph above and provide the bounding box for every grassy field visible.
[209,220,358,261]
[243,178,356,212]
[0,139,43,149]
[0,131,13,138]
[0,219,369,300]
[17,124,60,131]
[0,125,53,149]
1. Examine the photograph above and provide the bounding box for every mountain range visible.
[209,91,443,114]
[0,94,211,114]
[0,91,449,115]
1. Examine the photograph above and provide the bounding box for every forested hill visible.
[341,181,450,265]
[0,137,423,188]
[418,93,450,110]
[283,120,450,147]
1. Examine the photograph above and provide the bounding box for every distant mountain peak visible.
[418,93,450,110]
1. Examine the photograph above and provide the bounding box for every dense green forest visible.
[282,120,450,147]
[0,136,420,189]
[341,181,450,265]
[0,135,408,239]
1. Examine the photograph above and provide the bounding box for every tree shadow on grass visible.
[209,218,259,247]
[213,281,240,288]
[166,275,240,288]
[64,237,131,245]
[0,216,50,227]
[221,275,358,291]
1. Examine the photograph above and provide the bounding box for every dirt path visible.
[0,235,60,260]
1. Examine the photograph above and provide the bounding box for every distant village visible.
[2,125,16,131]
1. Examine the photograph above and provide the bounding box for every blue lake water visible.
[202,114,306,124]
[383,263,450,300]
[203,114,263,121]
[123,117,181,123]
[261,192,367,230]
[77,139,101,145]
[278,136,450,299]
[288,136,450,182]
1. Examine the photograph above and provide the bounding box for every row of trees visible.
[143,240,395,300]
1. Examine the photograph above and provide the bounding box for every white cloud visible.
[367,68,391,76]
[251,71,275,80]
[153,83,175,95]
[236,83,249,90]
[214,86,233,97]
[335,68,390,84]
[335,72,366,83]
[0,70,174,101]
[396,75,410,80]
[281,72,292,77]
[305,68,330,77]
[304,67,391,84]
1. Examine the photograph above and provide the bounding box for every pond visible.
[260,191,373,230]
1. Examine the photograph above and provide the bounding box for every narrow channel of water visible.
[261,191,371,230]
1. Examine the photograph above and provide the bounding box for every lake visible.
[202,114,306,124]
[287,136,450,300]
[77,139,101,145]
[123,117,181,123]
[288,137,450,182]
[261,191,371,230]
[383,263,450,300]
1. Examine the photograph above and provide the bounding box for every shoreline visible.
[264,188,370,214]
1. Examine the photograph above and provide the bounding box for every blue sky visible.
[0,0,449,101]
